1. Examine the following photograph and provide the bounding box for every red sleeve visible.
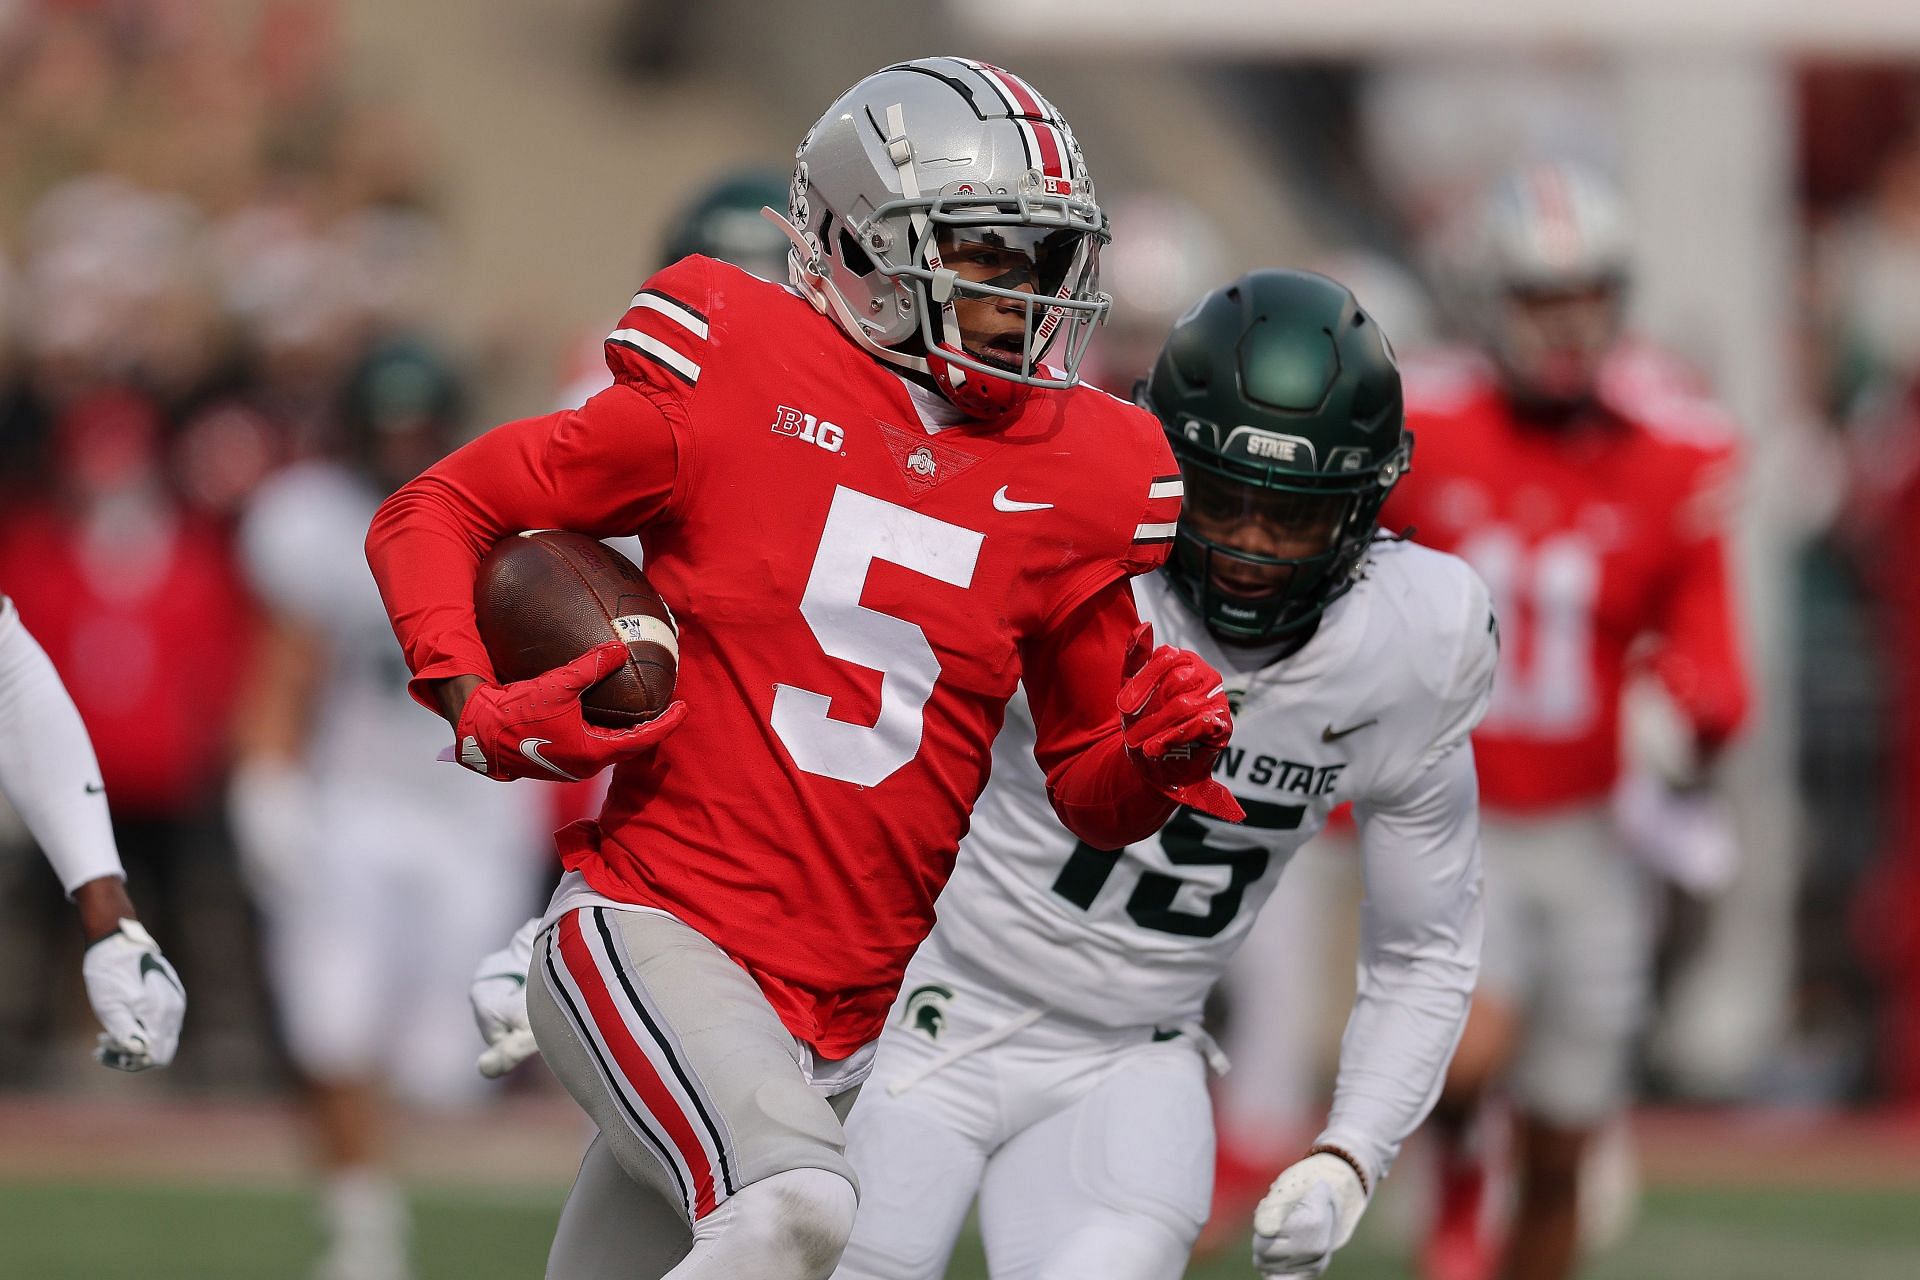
[1648,450,1750,753]
[1040,408,1181,633]
[364,381,680,707]
[1023,577,1181,850]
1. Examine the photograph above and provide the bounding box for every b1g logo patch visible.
[900,984,954,1040]
[770,404,845,453]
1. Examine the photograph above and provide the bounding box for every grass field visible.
[3,1099,1918,1279]
[3,1178,1920,1279]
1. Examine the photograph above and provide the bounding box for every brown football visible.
[473,531,677,727]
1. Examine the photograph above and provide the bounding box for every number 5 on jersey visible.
[770,486,984,787]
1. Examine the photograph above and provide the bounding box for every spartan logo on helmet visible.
[907,446,937,478]
[900,984,954,1039]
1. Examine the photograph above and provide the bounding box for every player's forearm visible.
[1653,530,1751,756]
[1046,736,1182,849]
[73,875,137,944]
[230,611,325,763]
[1025,579,1182,846]
[427,674,485,727]
[1323,752,1484,1184]
[365,476,503,705]
[367,391,680,711]
[0,603,127,895]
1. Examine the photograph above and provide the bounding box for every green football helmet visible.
[660,169,793,280]
[1140,269,1409,644]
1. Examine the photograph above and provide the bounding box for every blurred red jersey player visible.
[1386,160,1751,1280]
[364,57,1241,1279]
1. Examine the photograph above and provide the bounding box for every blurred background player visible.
[0,593,186,1073]
[1386,159,1752,1280]
[229,342,549,1280]
[834,269,1494,1280]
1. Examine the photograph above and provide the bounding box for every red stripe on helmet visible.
[1029,121,1066,180]
[978,61,1045,118]
[1529,164,1581,270]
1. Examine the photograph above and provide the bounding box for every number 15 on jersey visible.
[1051,798,1303,938]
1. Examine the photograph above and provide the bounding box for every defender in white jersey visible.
[230,344,548,1280]
[836,271,1496,1280]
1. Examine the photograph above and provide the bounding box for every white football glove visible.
[1611,770,1740,895]
[472,917,543,1078]
[1252,1152,1370,1278]
[82,918,186,1071]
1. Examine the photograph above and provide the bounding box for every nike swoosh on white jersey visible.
[992,485,1054,512]
[518,738,582,781]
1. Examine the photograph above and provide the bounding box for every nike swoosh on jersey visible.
[518,738,582,782]
[1321,719,1379,743]
[84,782,104,794]
[992,485,1054,512]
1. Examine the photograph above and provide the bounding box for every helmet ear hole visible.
[837,227,877,277]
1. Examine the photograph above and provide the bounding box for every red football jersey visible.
[367,256,1182,1056]
[1385,347,1751,813]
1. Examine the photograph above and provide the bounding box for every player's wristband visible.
[1306,1142,1371,1197]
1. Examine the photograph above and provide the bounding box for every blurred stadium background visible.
[2,0,1919,1276]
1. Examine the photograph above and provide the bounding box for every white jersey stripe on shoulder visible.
[1133,521,1179,541]
[627,291,710,340]
[1148,479,1184,500]
[608,329,700,385]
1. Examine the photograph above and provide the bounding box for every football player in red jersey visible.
[1388,161,1751,1280]
[364,58,1240,1280]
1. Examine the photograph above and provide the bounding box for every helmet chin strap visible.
[883,102,971,392]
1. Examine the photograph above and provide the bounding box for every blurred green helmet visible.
[660,168,794,280]
[1140,269,1409,644]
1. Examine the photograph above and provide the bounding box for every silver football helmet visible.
[769,56,1110,416]
[1476,158,1630,292]
[1450,158,1632,409]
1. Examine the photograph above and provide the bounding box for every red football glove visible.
[450,641,686,782]
[1118,623,1244,823]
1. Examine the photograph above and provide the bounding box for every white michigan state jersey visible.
[935,538,1498,1031]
